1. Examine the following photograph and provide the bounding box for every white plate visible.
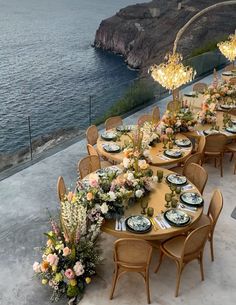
[164,149,182,158]
[102,143,121,152]
[180,192,203,206]
[175,138,191,147]
[101,131,117,140]
[166,174,187,185]
[226,126,236,134]
[164,209,190,226]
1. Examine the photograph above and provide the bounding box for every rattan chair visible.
[155,224,210,297]
[152,106,160,123]
[171,152,202,175]
[228,108,236,116]
[191,189,223,261]
[193,82,208,94]
[77,155,101,179]
[137,114,153,126]
[203,134,228,177]
[57,176,66,203]
[183,163,208,194]
[87,144,112,168]
[229,77,236,85]
[196,136,206,155]
[86,125,99,146]
[223,64,234,71]
[105,116,123,130]
[110,238,153,304]
[225,142,236,174]
[166,101,175,112]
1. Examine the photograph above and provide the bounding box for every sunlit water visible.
[0,0,145,153]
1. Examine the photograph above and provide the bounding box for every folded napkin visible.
[115,219,121,231]
[196,130,204,136]
[115,218,126,231]
[181,184,194,191]
[178,204,197,213]
[154,217,165,229]
[161,217,171,229]
[158,155,171,161]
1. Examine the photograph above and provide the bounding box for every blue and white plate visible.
[175,138,191,147]
[180,192,204,206]
[226,126,236,134]
[103,143,121,153]
[164,209,191,227]
[96,166,122,176]
[101,131,117,141]
[166,174,187,185]
[164,149,182,158]
[116,125,135,132]
[125,215,152,233]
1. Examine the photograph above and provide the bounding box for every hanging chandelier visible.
[217,33,236,63]
[149,52,196,91]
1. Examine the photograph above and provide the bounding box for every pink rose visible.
[73,261,84,276]
[65,268,75,280]
[166,127,173,135]
[47,254,59,266]
[90,179,98,188]
[63,247,71,257]
[33,262,41,273]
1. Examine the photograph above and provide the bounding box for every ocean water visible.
[0,0,145,154]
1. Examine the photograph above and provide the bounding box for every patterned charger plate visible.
[125,215,152,233]
[203,129,220,135]
[175,138,191,147]
[116,125,135,132]
[164,149,182,158]
[96,166,122,177]
[220,104,235,110]
[226,126,236,134]
[166,174,187,185]
[101,131,117,141]
[102,143,121,153]
[180,192,204,206]
[184,91,197,97]
[164,209,191,227]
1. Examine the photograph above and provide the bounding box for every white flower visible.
[135,189,144,198]
[152,176,158,183]
[100,202,109,214]
[33,262,41,273]
[73,261,84,276]
[143,150,150,158]
[127,172,134,181]
[138,159,148,170]
[123,157,130,168]
[108,191,116,201]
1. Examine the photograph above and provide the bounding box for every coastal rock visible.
[94,0,236,75]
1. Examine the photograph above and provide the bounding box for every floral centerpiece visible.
[204,83,236,106]
[141,121,160,147]
[197,102,216,124]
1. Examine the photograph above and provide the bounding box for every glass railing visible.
[0,50,228,176]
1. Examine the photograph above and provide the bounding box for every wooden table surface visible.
[97,131,193,167]
[100,166,203,241]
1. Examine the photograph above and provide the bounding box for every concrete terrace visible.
[0,72,236,305]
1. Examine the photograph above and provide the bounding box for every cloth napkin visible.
[196,130,204,136]
[181,184,194,191]
[178,204,197,213]
[158,155,171,161]
[154,217,165,229]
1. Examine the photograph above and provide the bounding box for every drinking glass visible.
[171,198,178,208]
[175,186,182,196]
[147,207,154,217]
[157,170,164,183]
[170,184,176,196]
[165,193,172,208]
[168,141,173,149]
[141,198,148,214]
[163,138,168,149]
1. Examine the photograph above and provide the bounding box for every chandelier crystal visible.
[217,33,236,62]
[149,52,196,91]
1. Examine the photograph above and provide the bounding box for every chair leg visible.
[175,262,183,297]
[154,251,164,273]
[220,155,223,177]
[230,152,234,162]
[145,270,151,304]
[214,158,217,168]
[210,238,214,262]
[110,267,118,300]
[199,252,204,281]
[234,162,236,175]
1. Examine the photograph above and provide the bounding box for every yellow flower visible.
[44,247,52,255]
[47,239,53,247]
[47,231,53,237]
[52,265,57,272]
[42,279,48,285]
[71,195,77,204]
[85,277,91,284]
[70,279,77,286]
[54,273,63,282]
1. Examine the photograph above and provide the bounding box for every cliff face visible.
[94,0,236,75]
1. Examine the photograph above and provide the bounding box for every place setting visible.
[102,142,121,153]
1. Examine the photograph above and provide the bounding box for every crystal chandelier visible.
[149,52,196,91]
[217,33,236,63]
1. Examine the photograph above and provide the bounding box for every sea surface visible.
[0,0,145,154]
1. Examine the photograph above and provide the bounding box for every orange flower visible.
[41,260,49,272]
[67,192,73,202]
[86,192,94,201]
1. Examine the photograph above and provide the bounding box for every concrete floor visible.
[0,72,236,305]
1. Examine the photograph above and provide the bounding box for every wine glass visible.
[163,138,168,149]
[140,198,148,214]
[165,193,172,208]
[147,207,154,217]
[171,198,178,208]
[170,184,176,196]
[175,186,182,197]
[157,170,164,183]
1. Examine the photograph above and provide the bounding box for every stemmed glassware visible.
[165,193,172,208]
[157,170,164,183]
[140,197,148,214]
[170,183,176,196]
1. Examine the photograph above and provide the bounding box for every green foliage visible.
[190,35,228,58]
[94,80,155,125]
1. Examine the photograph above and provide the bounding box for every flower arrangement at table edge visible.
[33,157,157,304]
[159,109,197,134]
[204,83,236,106]
[197,102,216,125]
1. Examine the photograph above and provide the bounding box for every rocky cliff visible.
[94,0,236,76]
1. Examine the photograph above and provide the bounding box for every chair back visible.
[183,163,208,194]
[87,143,99,157]
[229,77,236,85]
[205,134,227,153]
[114,238,152,268]
[197,136,206,154]
[78,155,101,179]
[224,64,234,71]
[105,116,123,130]
[57,176,66,202]
[183,152,202,171]
[182,224,210,259]
[193,82,208,93]
[207,189,223,235]
[166,101,175,112]
[152,106,160,123]
[137,114,153,126]
[86,125,98,146]
[228,109,236,116]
